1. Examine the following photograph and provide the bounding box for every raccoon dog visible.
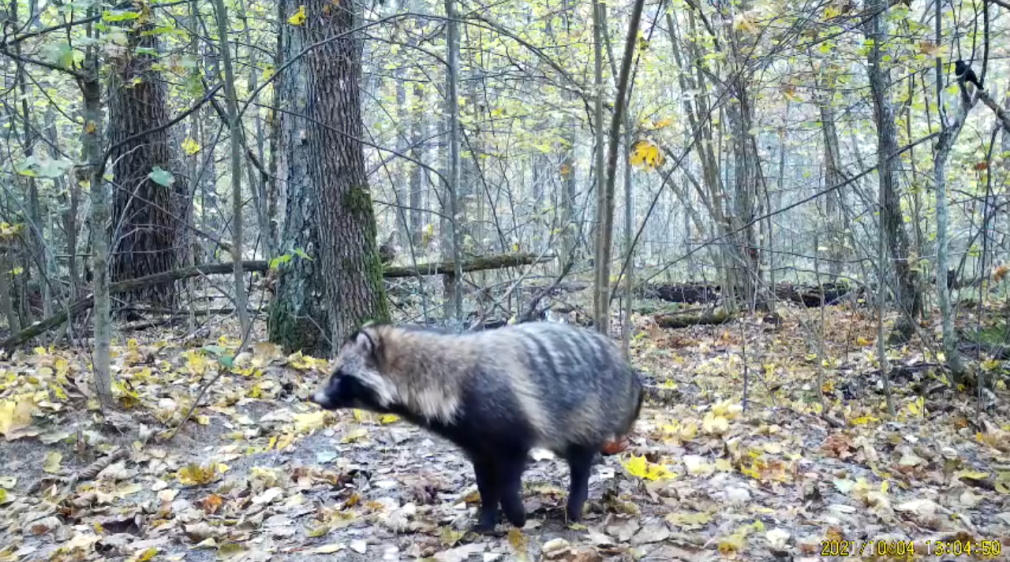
[309,321,644,533]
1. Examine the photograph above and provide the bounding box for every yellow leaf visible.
[0,398,34,439]
[307,524,330,538]
[666,511,714,529]
[905,396,924,417]
[621,454,674,481]
[718,534,745,556]
[732,13,758,34]
[630,140,664,170]
[702,412,730,435]
[181,137,201,155]
[379,414,399,424]
[252,342,283,367]
[507,528,529,559]
[276,433,294,451]
[956,470,991,481]
[762,442,783,454]
[440,526,464,546]
[341,427,368,443]
[43,451,63,473]
[679,421,698,441]
[177,463,219,486]
[293,411,327,433]
[288,5,306,25]
[132,547,158,562]
[712,399,743,419]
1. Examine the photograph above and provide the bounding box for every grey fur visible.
[311,321,644,531]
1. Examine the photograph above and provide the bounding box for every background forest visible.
[1,0,1010,559]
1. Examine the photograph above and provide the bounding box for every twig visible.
[467,246,554,331]
[517,258,575,323]
[164,295,259,441]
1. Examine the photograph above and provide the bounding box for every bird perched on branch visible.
[954,59,983,90]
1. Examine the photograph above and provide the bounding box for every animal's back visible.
[463,322,642,453]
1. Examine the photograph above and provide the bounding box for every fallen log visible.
[638,283,720,304]
[384,252,548,278]
[773,282,854,307]
[639,281,856,308]
[0,253,544,350]
[655,310,731,329]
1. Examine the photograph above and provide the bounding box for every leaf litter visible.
[0,304,1009,561]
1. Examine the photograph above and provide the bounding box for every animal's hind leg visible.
[471,460,500,533]
[496,455,528,529]
[564,445,596,523]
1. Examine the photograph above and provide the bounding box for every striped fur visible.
[310,321,644,533]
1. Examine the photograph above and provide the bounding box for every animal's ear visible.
[347,329,371,351]
[348,328,379,360]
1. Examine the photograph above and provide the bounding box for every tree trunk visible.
[82,18,112,409]
[863,2,921,343]
[393,64,411,252]
[409,81,426,248]
[107,19,190,310]
[722,5,761,311]
[267,0,330,355]
[591,0,607,333]
[935,79,976,381]
[303,0,390,349]
[9,0,50,323]
[864,0,898,415]
[211,0,251,338]
[818,68,846,282]
[443,0,464,325]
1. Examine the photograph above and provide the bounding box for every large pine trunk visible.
[107,23,189,309]
[267,0,330,356]
[303,0,389,349]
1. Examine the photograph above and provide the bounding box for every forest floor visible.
[2,297,1010,562]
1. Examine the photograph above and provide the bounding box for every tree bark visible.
[935,79,977,381]
[591,0,607,333]
[818,68,846,282]
[863,2,920,343]
[409,81,426,247]
[443,0,464,325]
[210,0,251,338]
[303,0,390,349]
[82,17,112,409]
[267,0,330,356]
[864,0,898,415]
[107,17,190,309]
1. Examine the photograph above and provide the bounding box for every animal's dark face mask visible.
[308,329,394,412]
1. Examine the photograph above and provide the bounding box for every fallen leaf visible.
[43,451,63,473]
[311,541,347,553]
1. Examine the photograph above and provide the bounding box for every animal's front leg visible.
[497,455,528,529]
[564,445,596,523]
[470,460,500,534]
